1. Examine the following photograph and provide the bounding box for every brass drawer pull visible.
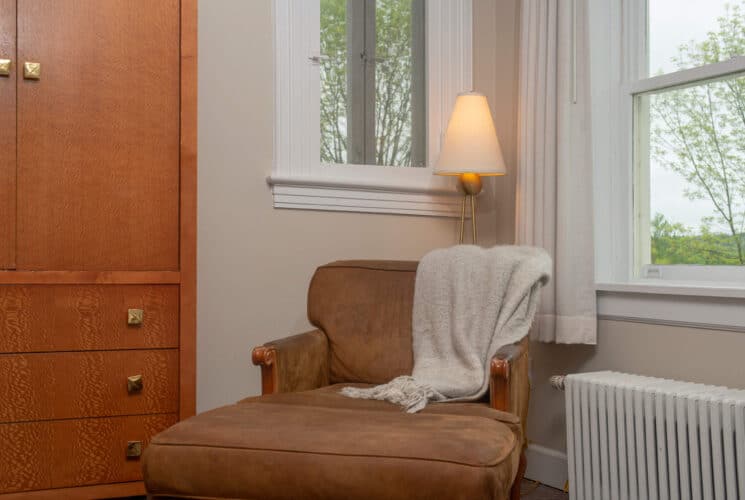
[126,440,142,458]
[0,59,10,77]
[127,374,143,394]
[127,308,144,325]
[23,62,40,80]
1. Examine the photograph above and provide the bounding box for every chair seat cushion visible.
[240,383,521,426]
[144,386,521,500]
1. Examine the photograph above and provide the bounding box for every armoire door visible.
[16,0,181,271]
[0,0,16,269]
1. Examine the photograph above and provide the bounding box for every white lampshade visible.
[434,92,507,176]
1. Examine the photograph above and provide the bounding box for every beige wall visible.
[197,0,514,412]
[473,0,520,244]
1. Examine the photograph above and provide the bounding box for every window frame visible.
[268,0,473,217]
[592,0,745,328]
[595,0,745,287]
[632,60,745,284]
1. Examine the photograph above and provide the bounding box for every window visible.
[320,0,426,167]
[270,0,472,216]
[592,0,745,328]
[601,0,745,285]
[589,0,745,295]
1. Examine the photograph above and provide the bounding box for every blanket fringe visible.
[340,376,444,413]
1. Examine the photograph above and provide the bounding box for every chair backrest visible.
[308,260,417,384]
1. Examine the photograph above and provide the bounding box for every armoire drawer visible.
[0,413,178,494]
[0,285,179,353]
[0,350,178,423]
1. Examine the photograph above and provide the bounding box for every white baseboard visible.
[524,444,568,491]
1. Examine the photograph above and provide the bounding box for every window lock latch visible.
[360,49,386,65]
[643,266,663,279]
[308,54,330,65]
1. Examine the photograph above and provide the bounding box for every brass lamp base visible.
[458,173,483,244]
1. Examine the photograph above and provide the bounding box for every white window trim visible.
[268,0,473,217]
[596,283,745,333]
[591,0,745,329]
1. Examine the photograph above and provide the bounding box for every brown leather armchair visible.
[144,261,530,500]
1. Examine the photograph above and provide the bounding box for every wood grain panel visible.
[16,0,180,270]
[0,285,178,353]
[180,0,198,420]
[0,414,177,494]
[0,481,145,500]
[0,270,180,285]
[0,350,178,423]
[0,418,53,493]
[0,0,16,269]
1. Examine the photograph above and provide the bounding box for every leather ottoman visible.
[143,385,522,500]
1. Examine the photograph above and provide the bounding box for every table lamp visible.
[435,92,506,244]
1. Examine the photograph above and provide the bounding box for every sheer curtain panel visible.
[516,0,596,344]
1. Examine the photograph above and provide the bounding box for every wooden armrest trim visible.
[492,339,531,500]
[489,340,528,412]
[490,356,510,380]
[491,344,523,367]
[251,330,330,395]
[251,346,278,394]
[251,345,276,366]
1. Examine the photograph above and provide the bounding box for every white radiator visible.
[565,371,745,500]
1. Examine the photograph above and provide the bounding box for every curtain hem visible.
[531,313,597,345]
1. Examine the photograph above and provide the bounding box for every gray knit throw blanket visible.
[341,245,551,413]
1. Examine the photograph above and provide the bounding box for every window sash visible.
[342,0,426,167]
[628,56,745,96]
[345,0,375,165]
[630,62,745,278]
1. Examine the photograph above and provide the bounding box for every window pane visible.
[648,0,745,76]
[319,0,426,167]
[636,73,745,267]
[374,0,426,167]
[320,0,348,164]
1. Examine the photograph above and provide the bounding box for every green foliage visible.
[374,0,418,166]
[320,0,422,167]
[320,0,348,164]
[651,2,745,265]
[651,214,743,265]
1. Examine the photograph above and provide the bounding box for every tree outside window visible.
[647,2,745,265]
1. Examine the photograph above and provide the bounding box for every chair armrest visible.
[251,329,330,395]
[489,336,530,432]
[490,337,531,498]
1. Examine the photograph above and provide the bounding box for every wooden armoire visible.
[0,0,196,497]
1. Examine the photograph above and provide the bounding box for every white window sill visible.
[596,281,745,332]
[597,281,745,299]
[266,172,463,217]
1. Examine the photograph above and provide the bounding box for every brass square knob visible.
[23,62,40,80]
[126,440,142,459]
[127,308,144,326]
[0,59,10,77]
[127,374,143,394]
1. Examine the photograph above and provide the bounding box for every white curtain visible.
[516,0,597,344]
